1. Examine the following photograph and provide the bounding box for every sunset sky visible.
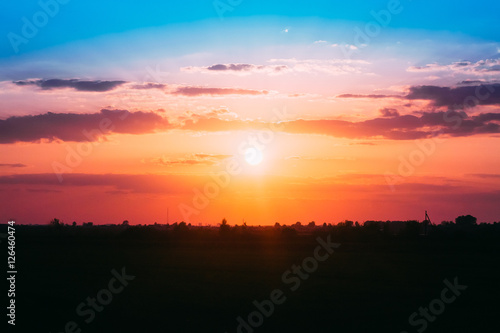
[1,0,499,225]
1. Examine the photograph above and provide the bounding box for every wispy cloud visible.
[0,163,27,168]
[148,153,232,166]
[336,93,402,99]
[172,86,269,96]
[181,63,289,75]
[407,59,500,76]
[268,58,370,75]
[182,58,369,76]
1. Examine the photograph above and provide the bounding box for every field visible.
[6,224,500,333]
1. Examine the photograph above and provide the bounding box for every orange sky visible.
[1,15,500,225]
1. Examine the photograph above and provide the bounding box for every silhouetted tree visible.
[282,226,297,238]
[455,215,477,227]
[220,218,230,235]
[122,220,129,226]
[174,221,189,233]
[72,221,77,227]
[274,222,281,228]
[338,220,353,227]
[50,218,61,227]
[308,221,316,227]
[402,221,420,238]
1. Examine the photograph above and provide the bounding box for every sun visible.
[244,147,264,166]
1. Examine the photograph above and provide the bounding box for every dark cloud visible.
[0,163,27,168]
[406,84,500,108]
[13,79,126,92]
[379,108,400,117]
[458,80,484,85]
[0,109,170,144]
[173,87,268,96]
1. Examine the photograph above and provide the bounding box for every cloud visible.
[458,80,485,85]
[13,79,126,92]
[182,63,289,75]
[0,163,27,168]
[379,108,400,117]
[172,86,269,96]
[131,83,167,90]
[26,188,62,193]
[4,106,500,145]
[467,174,500,179]
[407,59,500,76]
[0,173,209,195]
[149,153,232,166]
[130,82,269,96]
[180,110,500,140]
[406,84,500,107]
[0,109,170,144]
[337,93,401,99]
[268,58,370,75]
[182,58,369,76]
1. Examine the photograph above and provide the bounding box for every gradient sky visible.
[1,0,499,225]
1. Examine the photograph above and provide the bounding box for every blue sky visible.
[1,0,500,59]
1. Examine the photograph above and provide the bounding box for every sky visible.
[0,0,499,225]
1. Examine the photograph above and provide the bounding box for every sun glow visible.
[244,147,264,166]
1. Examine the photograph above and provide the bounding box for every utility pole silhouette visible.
[423,210,432,235]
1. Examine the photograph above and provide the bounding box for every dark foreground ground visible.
[3,223,500,333]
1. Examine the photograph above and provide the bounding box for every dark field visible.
[4,223,500,333]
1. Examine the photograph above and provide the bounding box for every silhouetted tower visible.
[423,210,432,235]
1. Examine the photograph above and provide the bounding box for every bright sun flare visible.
[244,147,264,166]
